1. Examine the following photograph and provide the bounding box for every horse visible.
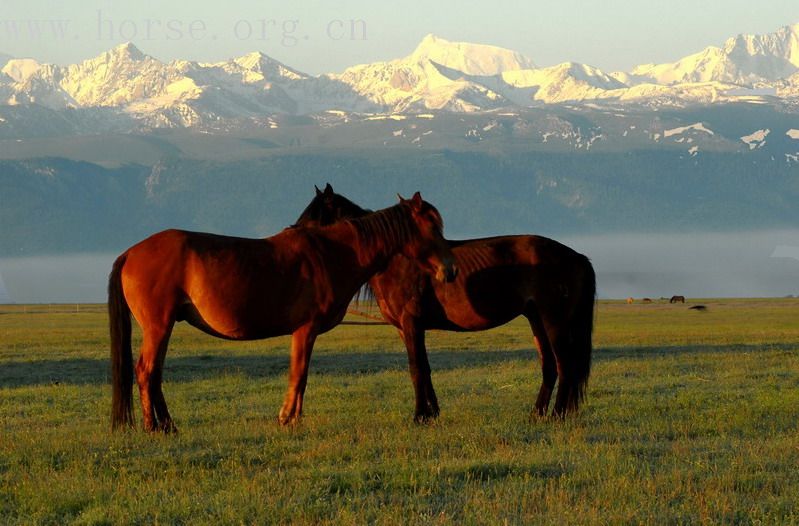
[642,298,653,303]
[109,192,456,432]
[670,295,685,304]
[626,297,634,304]
[296,184,596,420]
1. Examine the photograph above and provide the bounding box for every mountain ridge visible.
[618,22,799,86]
[1,22,799,135]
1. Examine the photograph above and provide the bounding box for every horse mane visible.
[296,189,428,307]
[344,203,415,262]
[343,204,417,305]
[291,200,320,228]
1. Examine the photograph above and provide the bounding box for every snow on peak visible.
[500,62,626,104]
[234,51,273,69]
[626,22,799,86]
[61,43,175,107]
[2,58,42,83]
[108,42,147,61]
[720,23,799,75]
[329,34,530,112]
[231,51,307,81]
[3,22,799,122]
[409,34,536,75]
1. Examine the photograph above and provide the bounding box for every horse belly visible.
[435,285,523,331]
[183,283,313,340]
[183,265,311,340]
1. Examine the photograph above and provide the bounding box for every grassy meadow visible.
[1,299,798,524]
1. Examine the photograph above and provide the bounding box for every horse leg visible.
[399,320,439,423]
[150,327,177,434]
[525,307,557,417]
[547,323,577,418]
[278,324,317,425]
[135,322,174,432]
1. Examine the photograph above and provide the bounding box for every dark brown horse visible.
[670,295,685,304]
[109,193,456,431]
[296,184,596,420]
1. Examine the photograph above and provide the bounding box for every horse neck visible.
[345,204,415,270]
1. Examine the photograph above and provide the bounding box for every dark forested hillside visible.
[2,147,797,256]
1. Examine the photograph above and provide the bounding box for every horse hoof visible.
[413,412,438,425]
[142,421,158,433]
[160,421,178,434]
[533,405,549,418]
[531,411,546,421]
[278,412,299,426]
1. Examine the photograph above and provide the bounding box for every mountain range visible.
[3,22,799,257]
[1,22,799,135]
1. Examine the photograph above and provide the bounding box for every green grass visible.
[1,299,798,525]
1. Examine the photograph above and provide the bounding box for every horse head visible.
[297,185,457,283]
[294,183,369,227]
[397,192,457,283]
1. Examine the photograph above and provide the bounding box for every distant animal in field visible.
[689,305,707,311]
[295,184,596,420]
[670,295,685,304]
[626,297,634,304]
[109,192,456,432]
[642,298,653,303]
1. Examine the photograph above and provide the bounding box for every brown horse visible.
[296,184,596,420]
[109,192,456,431]
[670,295,685,304]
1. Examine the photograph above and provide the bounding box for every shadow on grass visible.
[597,342,797,360]
[0,349,532,388]
[439,461,566,483]
[1,342,794,388]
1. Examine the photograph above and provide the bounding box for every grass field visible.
[1,299,798,525]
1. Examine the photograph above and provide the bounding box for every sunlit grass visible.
[1,299,798,524]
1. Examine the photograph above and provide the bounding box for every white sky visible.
[0,0,798,74]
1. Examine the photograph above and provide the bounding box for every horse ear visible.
[397,193,406,203]
[411,191,423,209]
[315,185,322,196]
[323,183,334,195]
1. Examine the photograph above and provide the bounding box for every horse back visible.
[372,234,592,331]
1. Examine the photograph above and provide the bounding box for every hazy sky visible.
[1,0,798,74]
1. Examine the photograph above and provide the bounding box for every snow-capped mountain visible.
[61,43,180,107]
[0,43,315,127]
[127,50,305,126]
[617,22,799,86]
[499,62,627,104]
[1,21,799,134]
[411,34,537,75]
[329,34,534,112]
[1,58,75,108]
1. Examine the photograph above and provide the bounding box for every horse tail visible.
[571,254,596,408]
[109,253,134,430]
[563,253,596,413]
